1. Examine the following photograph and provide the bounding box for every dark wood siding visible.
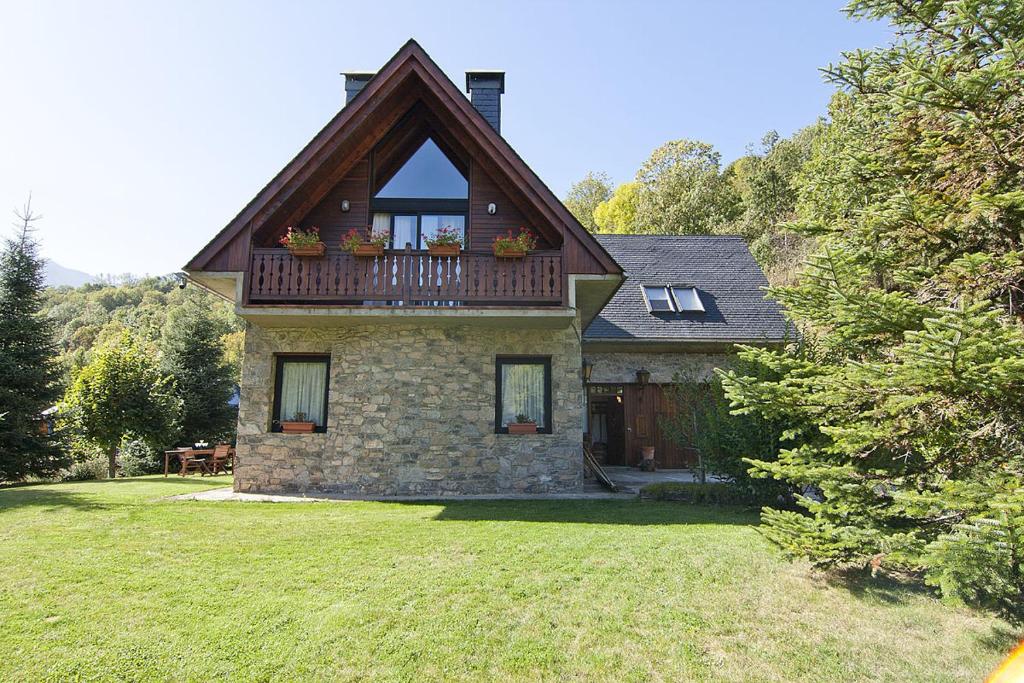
[469,163,553,252]
[622,384,696,469]
[298,158,371,246]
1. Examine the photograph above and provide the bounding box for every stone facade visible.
[583,351,734,385]
[235,319,585,495]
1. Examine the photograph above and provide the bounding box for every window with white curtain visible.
[272,356,329,431]
[495,357,552,433]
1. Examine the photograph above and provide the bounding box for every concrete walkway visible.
[169,487,635,503]
[169,467,713,503]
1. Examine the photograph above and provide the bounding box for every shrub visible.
[119,438,162,476]
[61,457,108,481]
[640,481,748,505]
[662,358,796,508]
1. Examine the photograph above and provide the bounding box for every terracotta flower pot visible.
[641,446,656,460]
[494,246,526,258]
[280,421,316,433]
[287,242,326,257]
[508,422,537,435]
[353,243,385,257]
[428,244,461,257]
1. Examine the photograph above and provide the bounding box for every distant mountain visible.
[43,259,95,288]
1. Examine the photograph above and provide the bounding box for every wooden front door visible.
[622,384,695,469]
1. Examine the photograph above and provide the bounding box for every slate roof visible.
[585,235,790,343]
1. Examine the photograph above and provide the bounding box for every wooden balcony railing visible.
[246,247,563,306]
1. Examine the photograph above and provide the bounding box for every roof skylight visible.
[642,285,704,314]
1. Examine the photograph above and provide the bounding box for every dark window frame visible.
[494,356,553,434]
[271,354,331,433]
[376,209,468,252]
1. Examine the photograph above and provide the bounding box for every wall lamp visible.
[582,359,593,384]
[340,199,351,212]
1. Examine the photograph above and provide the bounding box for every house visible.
[185,40,787,496]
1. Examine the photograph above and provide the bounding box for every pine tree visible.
[0,199,66,481]
[721,1,1024,621]
[159,292,236,444]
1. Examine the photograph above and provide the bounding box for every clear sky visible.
[0,1,891,277]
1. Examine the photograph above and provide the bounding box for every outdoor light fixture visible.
[340,199,351,212]
[582,359,593,384]
[636,368,650,386]
[487,202,497,215]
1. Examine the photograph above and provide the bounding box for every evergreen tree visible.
[0,199,66,481]
[63,331,180,478]
[721,1,1024,622]
[159,292,236,444]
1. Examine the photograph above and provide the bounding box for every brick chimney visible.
[342,72,375,105]
[465,71,505,133]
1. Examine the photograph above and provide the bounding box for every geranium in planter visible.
[280,227,325,257]
[492,228,537,258]
[425,225,463,257]
[508,413,538,434]
[341,228,389,257]
[280,411,316,433]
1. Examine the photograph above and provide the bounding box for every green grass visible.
[0,476,1018,682]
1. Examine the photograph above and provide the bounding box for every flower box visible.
[508,421,537,435]
[287,242,326,257]
[280,420,316,434]
[428,244,461,257]
[353,243,385,257]
[494,247,526,259]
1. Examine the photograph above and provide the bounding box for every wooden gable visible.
[186,39,619,277]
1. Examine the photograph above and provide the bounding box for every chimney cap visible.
[465,70,505,94]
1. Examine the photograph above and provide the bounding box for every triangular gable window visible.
[376,139,468,199]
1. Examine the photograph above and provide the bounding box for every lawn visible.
[0,477,1018,682]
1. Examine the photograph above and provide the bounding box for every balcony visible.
[246,247,563,306]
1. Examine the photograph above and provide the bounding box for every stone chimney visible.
[465,71,505,133]
[343,72,375,105]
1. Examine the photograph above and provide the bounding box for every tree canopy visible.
[721,0,1024,622]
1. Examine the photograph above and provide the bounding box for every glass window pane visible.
[643,286,674,312]
[375,139,468,199]
[392,215,417,250]
[279,361,327,426]
[671,287,705,312]
[500,363,545,428]
[419,215,465,249]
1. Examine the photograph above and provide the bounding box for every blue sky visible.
[0,1,890,276]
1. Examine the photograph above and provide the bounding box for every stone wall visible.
[583,351,734,385]
[235,319,585,495]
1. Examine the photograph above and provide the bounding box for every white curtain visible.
[501,363,545,427]
[372,213,391,242]
[280,362,327,425]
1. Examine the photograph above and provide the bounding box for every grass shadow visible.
[421,498,758,526]
[976,625,1023,655]
[0,488,116,514]
[820,566,934,606]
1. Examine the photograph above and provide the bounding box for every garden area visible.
[0,476,1017,681]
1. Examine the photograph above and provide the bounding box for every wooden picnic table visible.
[164,447,233,477]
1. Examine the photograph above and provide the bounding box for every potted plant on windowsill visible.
[508,414,538,435]
[280,226,326,257]
[492,228,537,258]
[425,225,463,257]
[280,412,316,433]
[342,228,388,257]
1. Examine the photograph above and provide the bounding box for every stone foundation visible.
[234,319,585,495]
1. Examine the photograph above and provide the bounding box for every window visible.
[377,212,466,250]
[272,355,330,432]
[642,285,704,313]
[376,139,468,199]
[642,286,674,312]
[495,357,552,434]
[671,286,705,312]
